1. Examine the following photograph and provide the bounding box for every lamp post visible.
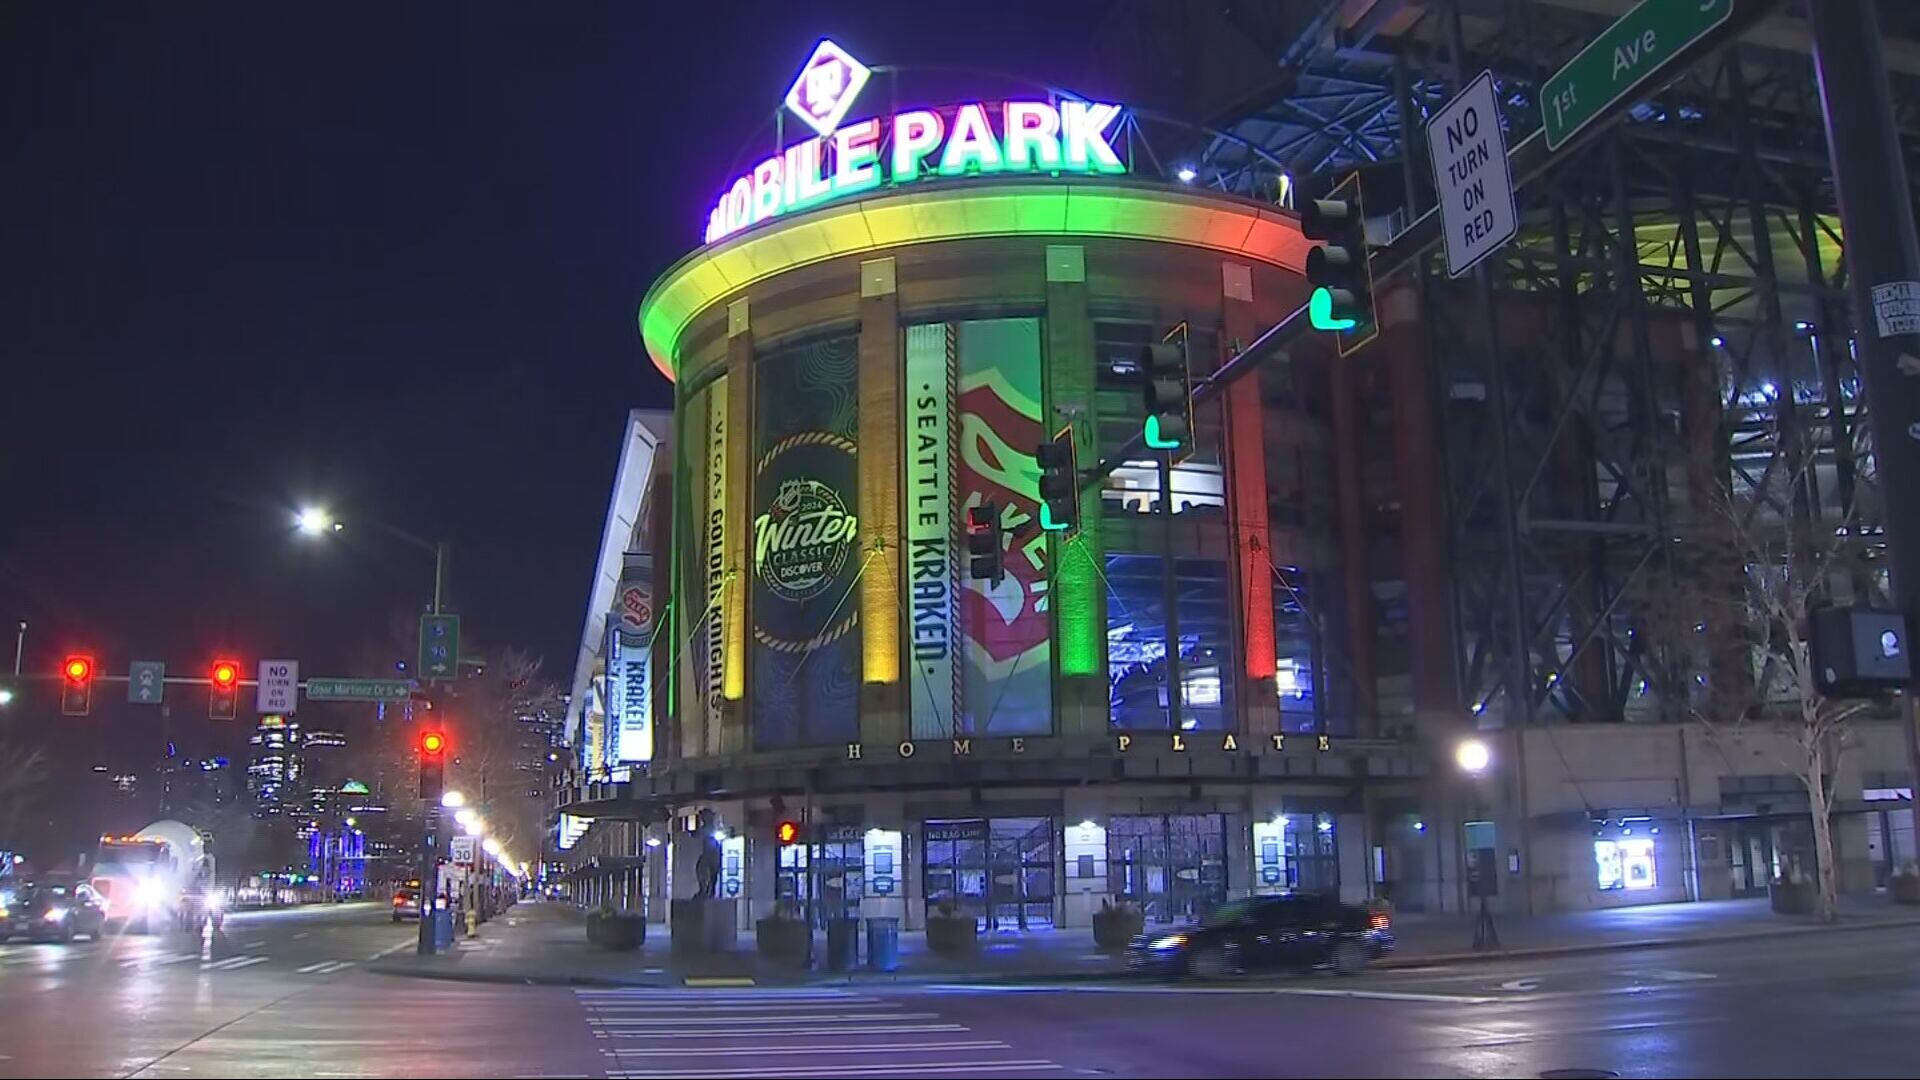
[295,504,452,953]
[1456,737,1499,951]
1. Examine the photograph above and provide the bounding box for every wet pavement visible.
[6,901,1919,1077]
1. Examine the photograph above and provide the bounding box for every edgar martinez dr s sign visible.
[703,38,1130,244]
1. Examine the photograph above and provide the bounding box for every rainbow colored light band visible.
[638,179,1313,381]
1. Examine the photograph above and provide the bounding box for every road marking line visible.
[293,932,310,940]
[296,960,335,973]
[203,955,268,970]
[599,1024,969,1040]
[607,1041,1008,1058]
[592,1013,935,1027]
[683,976,756,987]
[367,941,413,960]
[586,1003,889,1014]
[1261,986,1501,1004]
[605,1061,1063,1079]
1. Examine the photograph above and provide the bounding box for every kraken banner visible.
[751,334,861,748]
[957,318,1051,734]
[905,323,959,739]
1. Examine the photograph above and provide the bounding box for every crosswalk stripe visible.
[607,1061,1063,1079]
[591,1013,936,1028]
[599,1024,969,1040]
[607,1041,1009,1058]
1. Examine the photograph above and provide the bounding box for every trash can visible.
[825,916,860,971]
[431,909,455,950]
[865,916,900,972]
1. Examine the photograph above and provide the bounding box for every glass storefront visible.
[774,825,865,927]
[923,817,1055,931]
[1107,813,1228,924]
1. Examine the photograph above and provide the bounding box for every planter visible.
[1092,907,1145,950]
[925,914,980,957]
[756,916,813,968]
[1892,875,1920,906]
[1769,878,1818,916]
[587,911,645,951]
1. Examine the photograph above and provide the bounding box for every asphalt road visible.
[4,905,1917,1078]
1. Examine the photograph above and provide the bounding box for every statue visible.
[693,832,721,899]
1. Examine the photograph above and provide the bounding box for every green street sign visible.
[418,614,460,682]
[305,677,415,702]
[1541,0,1732,151]
[128,660,165,705]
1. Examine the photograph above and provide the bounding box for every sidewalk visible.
[369,895,1920,988]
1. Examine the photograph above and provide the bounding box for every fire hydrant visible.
[464,908,479,937]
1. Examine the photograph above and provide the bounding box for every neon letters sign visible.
[704,100,1128,243]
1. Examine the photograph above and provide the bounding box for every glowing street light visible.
[482,837,503,859]
[454,808,477,828]
[463,816,486,838]
[294,507,341,536]
[1456,737,1492,776]
[440,790,467,809]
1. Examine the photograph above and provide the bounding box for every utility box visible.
[1810,608,1911,696]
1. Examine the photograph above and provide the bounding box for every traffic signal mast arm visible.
[1084,0,1778,491]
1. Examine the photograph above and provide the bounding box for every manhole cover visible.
[1540,1071,1620,1079]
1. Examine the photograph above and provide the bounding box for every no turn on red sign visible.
[1427,70,1518,278]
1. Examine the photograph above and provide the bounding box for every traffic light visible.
[1037,425,1079,534]
[1301,172,1378,355]
[1140,333,1192,457]
[209,659,240,720]
[966,501,1004,585]
[418,729,447,802]
[775,819,802,846]
[60,654,94,716]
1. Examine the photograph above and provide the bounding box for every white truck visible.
[90,820,215,931]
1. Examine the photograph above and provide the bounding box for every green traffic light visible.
[1144,414,1182,450]
[1309,286,1357,331]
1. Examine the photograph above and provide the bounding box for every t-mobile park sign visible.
[703,39,1128,244]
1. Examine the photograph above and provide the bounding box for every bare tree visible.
[444,648,560,865]
[1639,431,1882,922]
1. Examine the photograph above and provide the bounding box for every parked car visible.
[1,878,108,943]
[391,887,422,922]
[1126,894,1393,978]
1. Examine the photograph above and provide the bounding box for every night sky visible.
[0,1,1111,695]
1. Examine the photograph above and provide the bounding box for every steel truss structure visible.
[1109,0,1920,727]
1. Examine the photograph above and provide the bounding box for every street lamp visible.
[482,837,503,859]
[463,816,486,838]
[1457,735,1499,950]
[294,507,341,536]
[441,790,467,809]
[454,808,477,829]
[1456,737,1491,775]
[0,687,13,707]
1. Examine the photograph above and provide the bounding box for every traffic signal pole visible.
[1807,0,1920,871]
[1084,0,1780,491]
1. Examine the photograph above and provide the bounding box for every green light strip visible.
[638,179,1312,381]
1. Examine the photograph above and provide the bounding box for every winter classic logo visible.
[752,432,860,650]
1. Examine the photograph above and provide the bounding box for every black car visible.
[1,879,108,943]
[1126,894,1394,978]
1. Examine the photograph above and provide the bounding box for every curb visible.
[368,915,1920,989]
[1373,913,1920,969]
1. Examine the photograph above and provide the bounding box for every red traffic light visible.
[775,820,801,845]
[63,655,94,683]
[211,660,240,689]
[420,730,448,756]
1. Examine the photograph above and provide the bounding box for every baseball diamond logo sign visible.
[752,432,859,651]
[784,38,871,138]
